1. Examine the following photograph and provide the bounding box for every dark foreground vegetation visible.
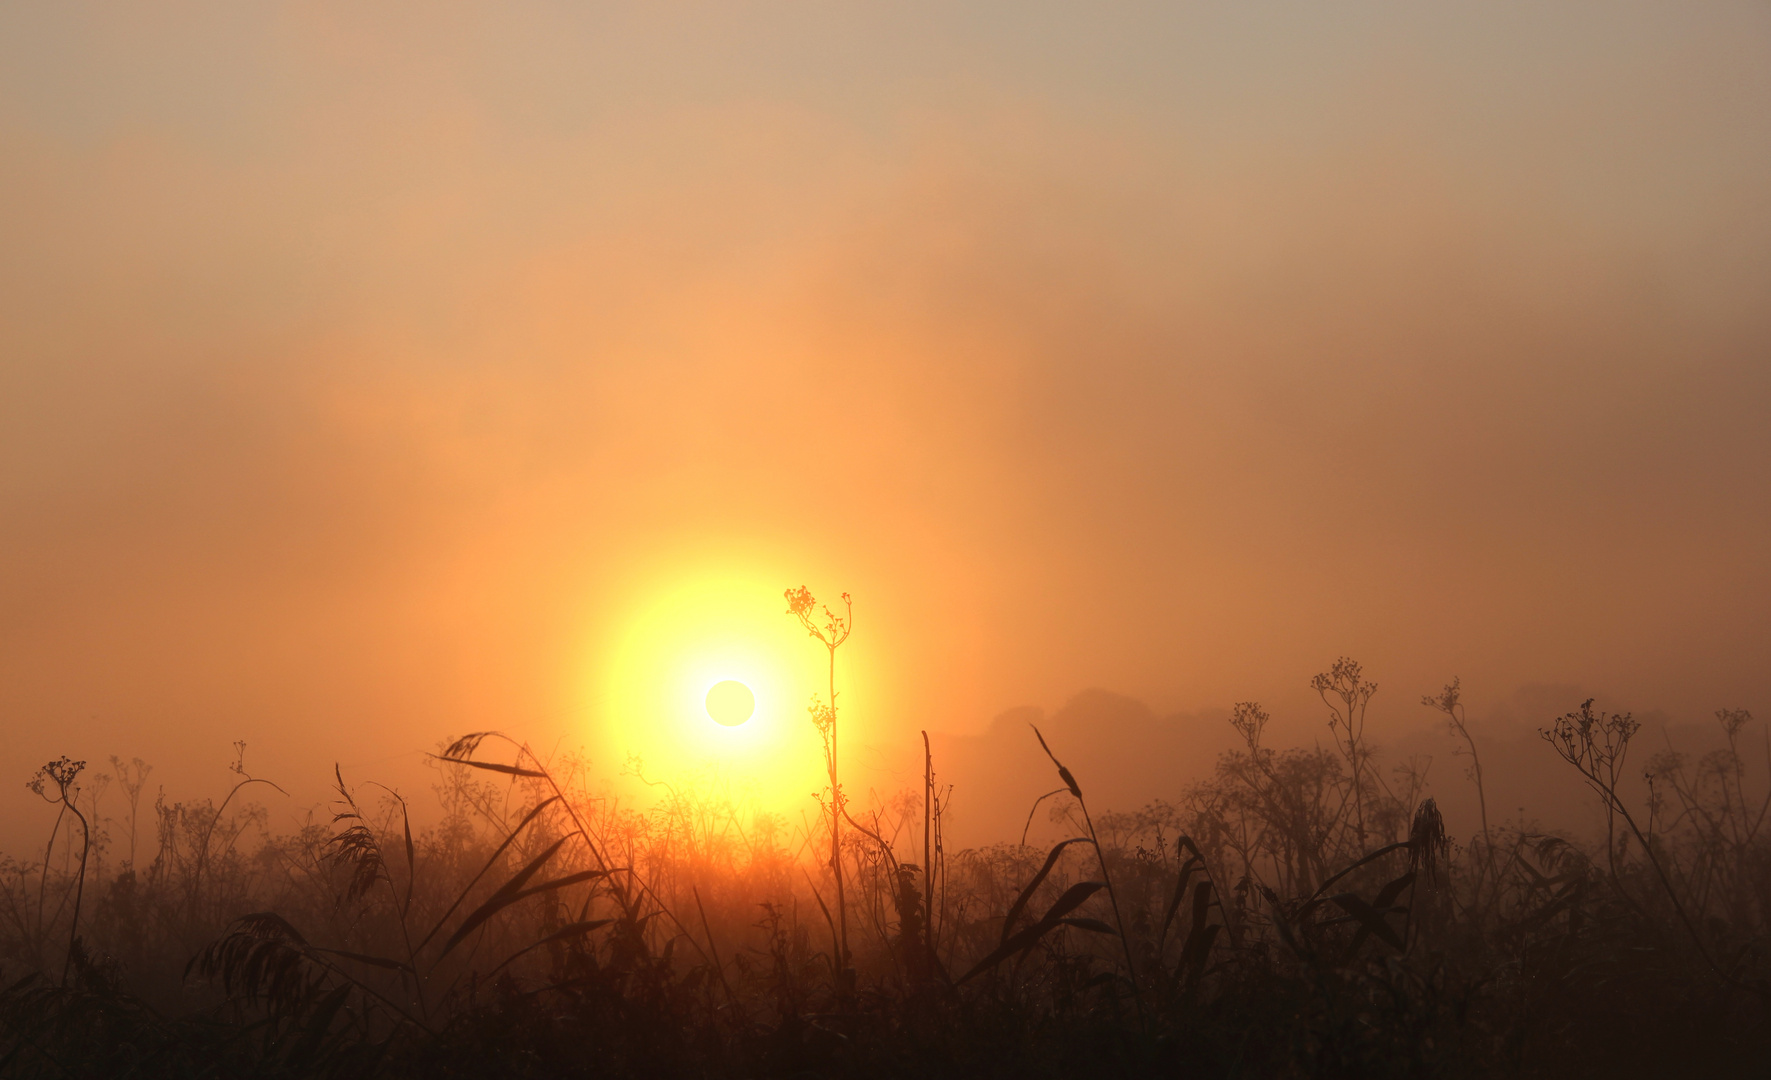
[3,659,1768,1078]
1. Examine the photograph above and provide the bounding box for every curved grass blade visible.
[439,838,567,958]
[415,795,559,952]
[483,919,614,979]
[431,758,546,779]
[1173,881,1216,988]
[1158,855,1203,949]
[1001,838,1090,944]
[1039,881,1106,927]
[1058,917,1117,935]
[1180,924,1221,987]
[1302,841,1411,911]
[505,868,614,906]
[959,881,1104,983]
[1262,886,1307,960]
[399,801,416,914]
[287,983,351,1068]
[1347,872,1414,953]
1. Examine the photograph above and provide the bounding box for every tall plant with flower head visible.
[28,756,90,984]
[785,585,854,975]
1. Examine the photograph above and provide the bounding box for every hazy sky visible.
[3,3,1768,839]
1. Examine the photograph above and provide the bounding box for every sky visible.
[2,2,1768,846]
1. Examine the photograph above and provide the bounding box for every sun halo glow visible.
[594,575,826,812]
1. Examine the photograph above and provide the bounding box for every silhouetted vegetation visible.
[3,656,1767,1078]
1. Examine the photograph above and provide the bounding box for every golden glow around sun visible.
[592,572,829,811]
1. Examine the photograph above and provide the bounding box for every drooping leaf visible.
[190,912,315,1009]
[237,911,309,947]
[327,823,386,903]
[442,732,493,760]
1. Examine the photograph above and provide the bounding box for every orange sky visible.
[2,3,1768,844]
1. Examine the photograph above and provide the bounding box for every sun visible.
[705,679,755,726]
[591,572,829,810]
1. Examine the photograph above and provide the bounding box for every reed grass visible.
[1,660,1767,1078]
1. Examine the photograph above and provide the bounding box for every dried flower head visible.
[28,756,86,802]
[785,585,816,620]
[1408,797,1448,885]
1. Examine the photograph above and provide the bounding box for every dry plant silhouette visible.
[1,641,1768,1079]
[785,586,856,994]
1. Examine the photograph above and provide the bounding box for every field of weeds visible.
[2,658,1768,1079]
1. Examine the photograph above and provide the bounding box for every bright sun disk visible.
[593,573,831,814]
[705,679,755,726]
